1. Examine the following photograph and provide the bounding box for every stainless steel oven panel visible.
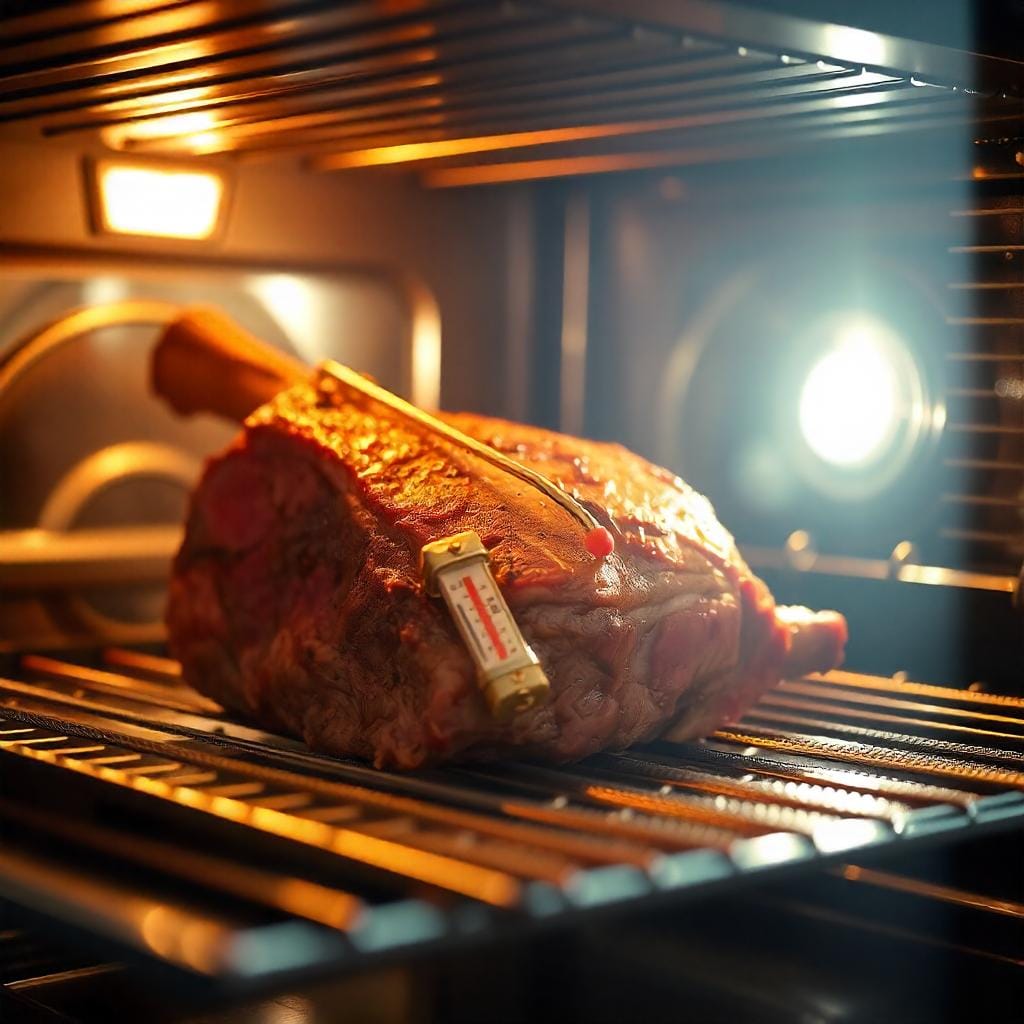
[0,258,432,649]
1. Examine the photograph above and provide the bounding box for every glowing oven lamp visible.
[94,161,224,240]
[798,321,903,467]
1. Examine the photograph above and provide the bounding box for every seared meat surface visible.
[168,380,846,768]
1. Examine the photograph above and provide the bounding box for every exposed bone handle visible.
[151,306,306,424]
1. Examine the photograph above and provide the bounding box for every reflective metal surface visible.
[0,1,1019,180]
[2,648,1024,994]
[0,264,425,648]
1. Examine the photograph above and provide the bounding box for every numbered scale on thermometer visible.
[420,531,550,719]
[446,562,527,673]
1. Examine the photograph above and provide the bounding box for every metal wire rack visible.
[2,646,1023,995]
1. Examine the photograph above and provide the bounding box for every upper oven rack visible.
[2,646,1024,996]
[0,1,1021,184]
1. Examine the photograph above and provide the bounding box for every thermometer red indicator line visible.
[462,574,508,660]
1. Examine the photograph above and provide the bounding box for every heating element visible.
[2,647,1023,997]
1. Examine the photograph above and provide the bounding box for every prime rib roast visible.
[161,312,847,769]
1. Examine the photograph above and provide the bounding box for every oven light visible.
[798,321,901,467]
[92,161,225,240]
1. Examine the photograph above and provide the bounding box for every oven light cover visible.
[87,158,229,241]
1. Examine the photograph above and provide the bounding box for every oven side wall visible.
[0,138,537,419]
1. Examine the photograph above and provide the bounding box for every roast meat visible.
[168,379,846,768]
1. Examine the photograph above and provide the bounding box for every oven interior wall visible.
[0,137,535,418]
[570,135,1022,691]
[0,136,546,650]
[0,119,1020,680]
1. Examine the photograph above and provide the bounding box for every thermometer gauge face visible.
[420,531,549,718]
[438,560,530,675]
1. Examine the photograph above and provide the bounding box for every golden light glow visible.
[425,151,704,187]
[96,161,224,239]
[584,784,768,835]
[106,86,215,112]
[715,728,1024,789]
[182,131,225,155]
[2,735,522,906]
[316,71,897,174]
[114,111,219,143]
[408,278,442,410]
[311,120,687,171]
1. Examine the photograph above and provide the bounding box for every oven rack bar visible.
[0,0,1018,179]
[2,649,1024,993]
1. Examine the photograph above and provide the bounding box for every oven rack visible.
[1,1,1021,184]
[2,649,1024,997]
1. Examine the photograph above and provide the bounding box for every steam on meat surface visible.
[168,380,846,768]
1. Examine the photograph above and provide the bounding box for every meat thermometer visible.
[421,531,549,719]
